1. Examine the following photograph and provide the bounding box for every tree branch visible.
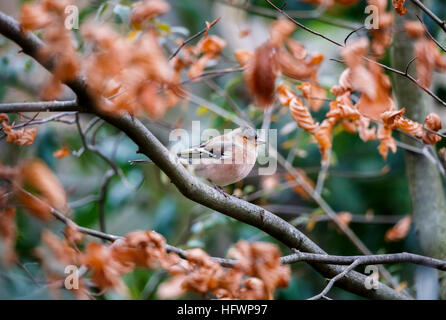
[410,0,446,33]
[0,100,79,113]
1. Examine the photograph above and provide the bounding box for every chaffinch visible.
[177,126,265,189]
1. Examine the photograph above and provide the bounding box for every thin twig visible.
[410,0,446,33]
[169,17,221,60]
[308,259,360,300]
[416,15,446,53]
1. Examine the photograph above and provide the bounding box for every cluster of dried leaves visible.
[275,37,442,164]
[20,0,80,100]
[159,241,290,300]
[393,0,407,15]
[404,21,446,88]
[237,19,325,109]
[19,0,228,119]
[0,159,68,222]
[0,158,289,299]
[0,113,37,146]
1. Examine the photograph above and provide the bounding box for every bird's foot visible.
[212,183,229,198]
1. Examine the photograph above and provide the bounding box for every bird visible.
[177,126,265,194]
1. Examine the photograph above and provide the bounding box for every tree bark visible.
[391,1,446,299]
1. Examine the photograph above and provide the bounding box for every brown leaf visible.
[245,43,280,108]
[393,0,407,15]
[130,0,170,27]
[19,3,52,31]
[414,38,446,88]
[297,81,327,112]
[381,108,424,138]
[385,215,411,241]
[228,241,290,300]
[0,207,17,265]
[234,49,253,67]
[422,113,442,145]
[19,159,68,215]
[377,125,397,160]
[269,19,295,47]
[1,121,37,146]
[82,242,129,295]
[405,21,425,39]
[53,146,71,159]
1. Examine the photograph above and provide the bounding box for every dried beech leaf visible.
[130,0,170,27]
[385,215,411,241]
[0,207,17,265]
[245,43,280,108]
[393,0,407,15]
[20,159,68,214]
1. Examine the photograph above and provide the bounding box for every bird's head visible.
[233,126,266,146]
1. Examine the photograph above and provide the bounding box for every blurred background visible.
[1,0,446,299]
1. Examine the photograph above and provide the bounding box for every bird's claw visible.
[212,183,229,198]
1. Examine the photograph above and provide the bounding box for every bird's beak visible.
[256,138,266,145]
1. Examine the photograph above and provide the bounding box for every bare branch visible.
[0,100,79,113]
[169,17,221,60]
[410,0,446,33]
[264,0,344,47]
[416,15,446,52]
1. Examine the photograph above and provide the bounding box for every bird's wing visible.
[177,139,235,160]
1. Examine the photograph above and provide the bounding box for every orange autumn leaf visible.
[341,38,394,120]
[227,241,290,300]
[381,108,424,138]
[130,0,170,27]
[83,242,129,295]
[234,49,253,67]
[0,207,17,265]
[331,68,353,97]
[404,22,446,88]
[278,84,318,132]
[422,113,442,145]
[1,120,37,146]
[53,145,71,159]
[356,116,377,141]
[385,215,412,242]
[278,41,318,81]
[297,81,327,112]
[413,39,446,88]
[19,159,68,216]
[393,0,407,15]
[245,43,280,108]
[313,117,336,164]
[404,21,425,38]
[269,19,296,47]
[16,189,53,221]
[326,98,361,122]
[19,2,52,31]
[377,125,397,160]
[196,35,226,57]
